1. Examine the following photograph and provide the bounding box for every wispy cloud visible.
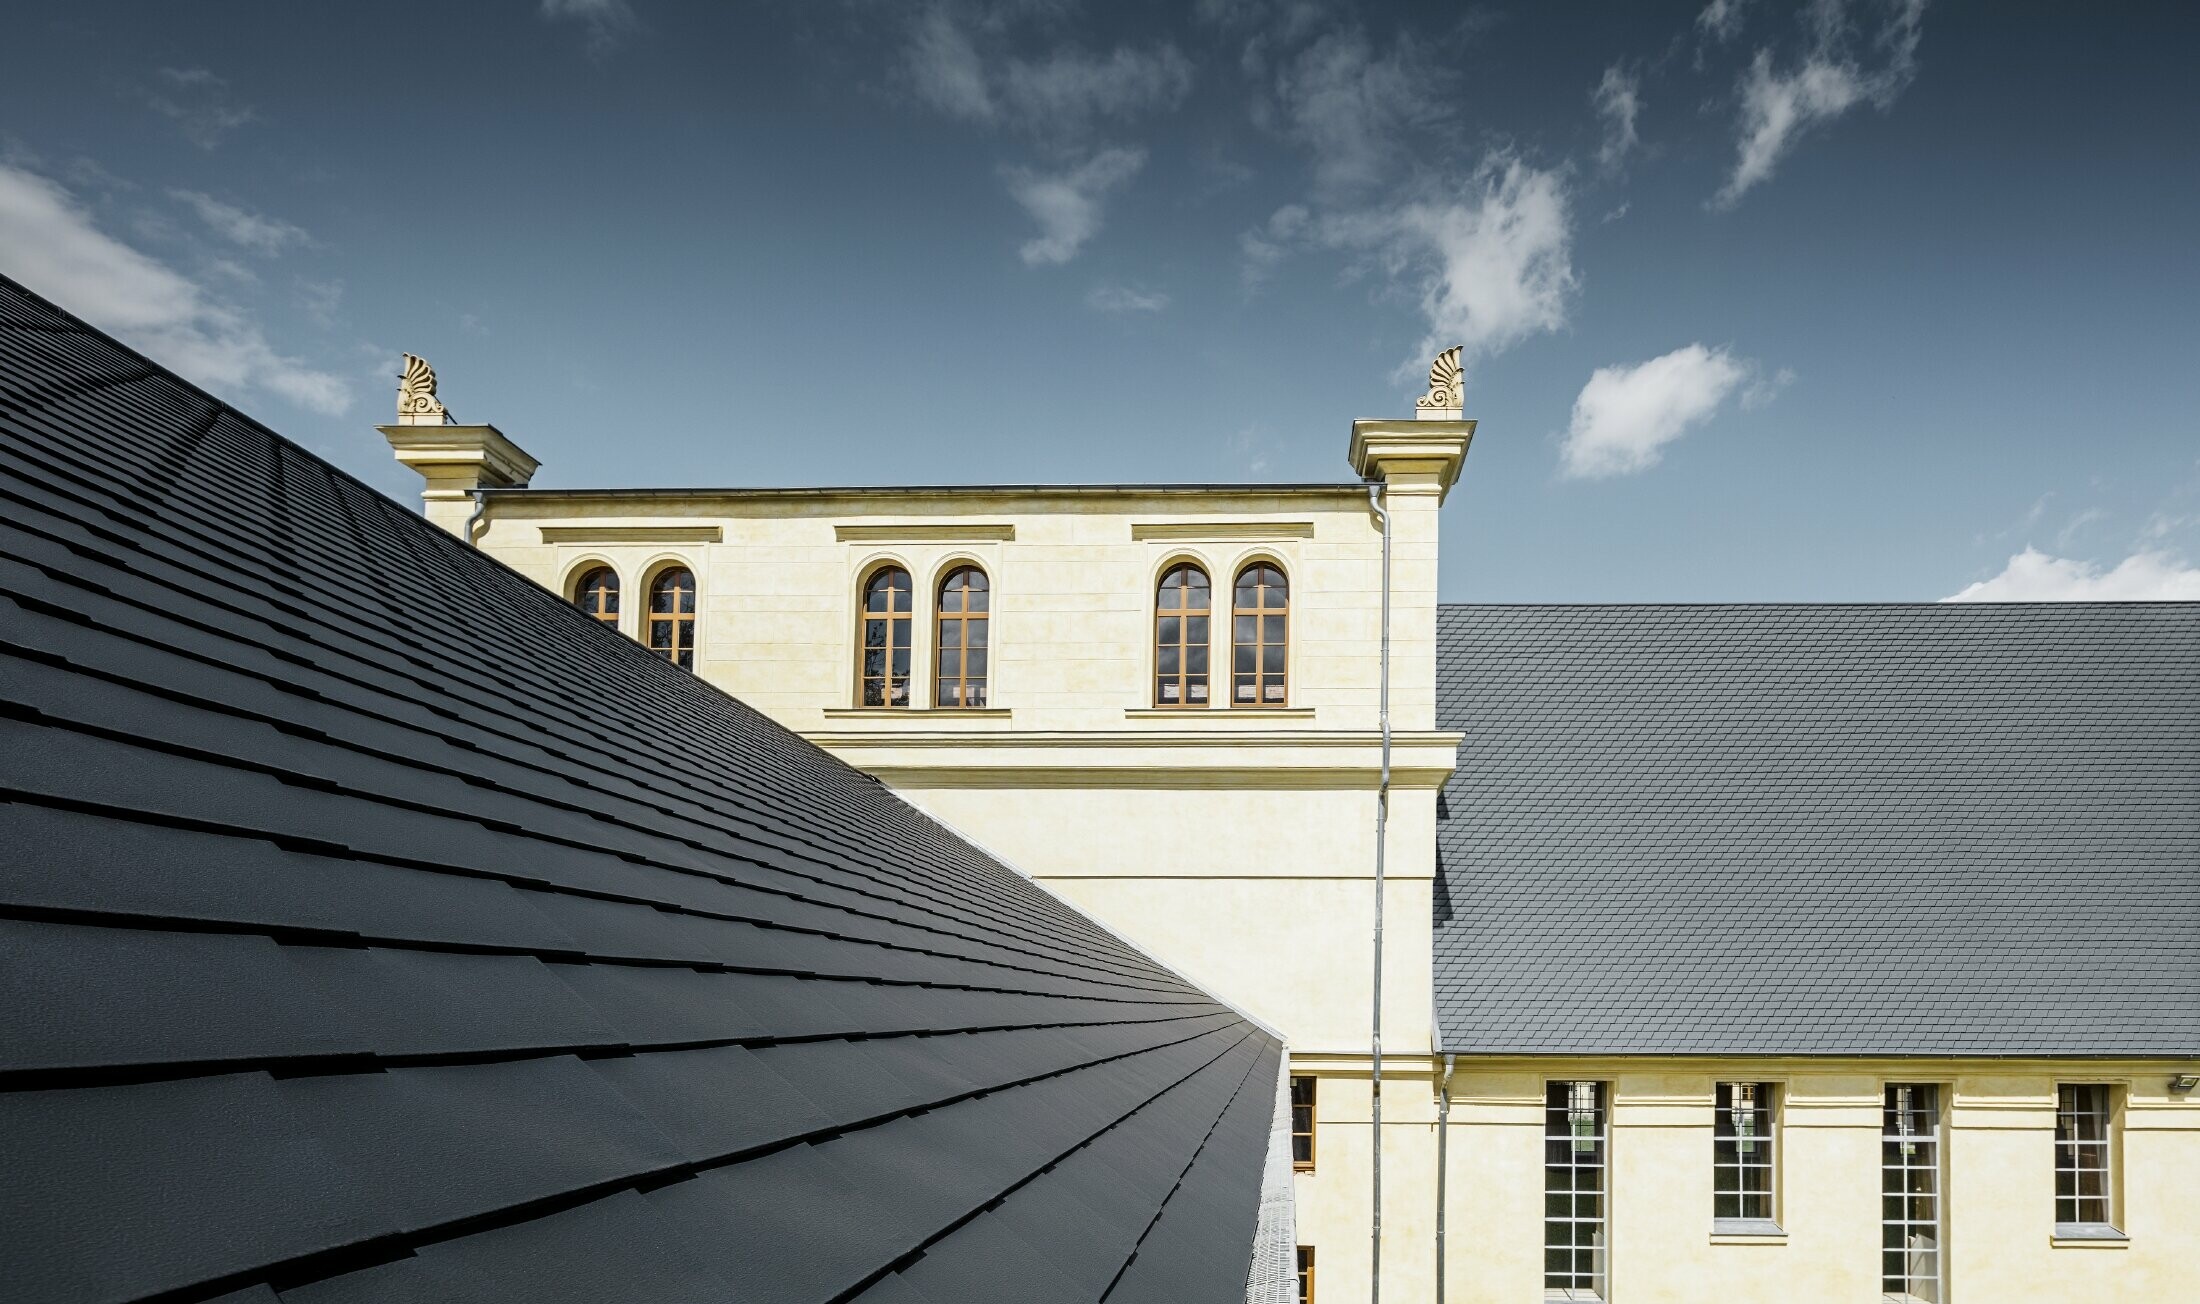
[908,6,995,121]
[1266,27,1446,200]
[905,9,1191,138]
[1003,147,1145,266]
[1560,343,1752,478]
[143,67,256,149]
[1698,0,1751,43]
[0,161,349,415]
[1086,282,1169,313]
[1714,0,1927,208]
[539,0,638,58]
[903,7,1188,267]
[169,189,311,254]
[1593,65,1642,172]
[1945,548,2200,601]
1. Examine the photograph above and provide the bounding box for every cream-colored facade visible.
[385,372,2199,1303]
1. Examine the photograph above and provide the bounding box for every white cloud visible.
[0,161,350,415]
[169,189,310,254]
[144,67,257,149]
[905,9,1191,138]
[539,0,637,58]
[1593,65,1642,172]
[1945,548,2200,602]
[1318,157,1576,371]
[1714,0,1927,208]
[1001,44,1193,137]
[1698,0,1750,42]
[1269,28,1441,199]
[1086,282,1169,312]
[1003,147,1144,266]
[1560,343,1750,479]
[908,6,995,121]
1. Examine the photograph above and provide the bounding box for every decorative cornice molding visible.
[539,526,723,544]
[835,523,1016,542]
[1130,521,1316,542]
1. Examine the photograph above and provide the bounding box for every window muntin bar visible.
[1882,1084,1944,1303]
[934,566,989,709]
[1231,562,1288,707]
[1714,1081,1777,1225]
[1544,1080,1607,1302]
[859,566,913,707]
[2055,1084,2115,1229]
[1290,1076,1316,1171]
[1154,564,1211,707]
[574,566,619,627]
[645,567,696,670]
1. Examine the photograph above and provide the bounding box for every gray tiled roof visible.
[1433,602,2200,1056]
[0,274,1279,1304]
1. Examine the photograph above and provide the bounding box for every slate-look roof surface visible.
[0,274,1279,1304]
[1434,602,2200,1056]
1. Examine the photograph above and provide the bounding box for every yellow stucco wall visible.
[1409,1060,2200,1304]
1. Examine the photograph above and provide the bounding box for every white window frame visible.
[1544,1080,1608,1302]
[1713,1080,1780,1232]
[2054,1083,2121,1235]
[1882,1083,1946,1303]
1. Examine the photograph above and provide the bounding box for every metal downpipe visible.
[1436,1050,1456,1303]
[1366,479,1391,1304]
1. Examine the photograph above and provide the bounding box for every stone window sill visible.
[1122,707,1317,720]
[2051,1224,2128,1248]
[820,708,1012,720]
[1710,1219,1786,1244]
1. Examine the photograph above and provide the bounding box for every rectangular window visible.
[1290,1076,1316,1171]
[1295,1245,1314,1304]
[1544,1080,1607,1302]
[2055,1084,2117,1231]
[1882,1084,1944,1303]
[1713,1081,1778,1228]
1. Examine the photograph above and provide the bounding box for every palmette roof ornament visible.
[397,353,452,424]
[1415,345,1464,414]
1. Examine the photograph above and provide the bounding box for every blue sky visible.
[3,0,2196,601]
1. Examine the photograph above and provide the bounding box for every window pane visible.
[1187,644,1207,674]
[968,619,988,647]
[1187,616,1208,645]
[939,648,960,678]
[1236,615,1257,643]
[1159,616,1180,648]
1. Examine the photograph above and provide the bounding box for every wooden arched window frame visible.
[1233,561,1289,707]
[1154,562,1211,708]
[859,565,913,707]
[935,565,989,709]
[646,566,697,670]
[573,566,620,628]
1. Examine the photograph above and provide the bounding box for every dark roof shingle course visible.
[1433,602,2200,1057]
[0,274,1275,1304]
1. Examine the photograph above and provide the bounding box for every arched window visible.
[647,567,697,670]
[1233,562,1288,706]
[1154,563,1210,708]
[859,565,913,707]
[573,566,620,627]
[936,566,989,709]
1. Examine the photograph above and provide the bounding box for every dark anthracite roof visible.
[1434,602,2200,1057]
[0,273,1279,1304]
